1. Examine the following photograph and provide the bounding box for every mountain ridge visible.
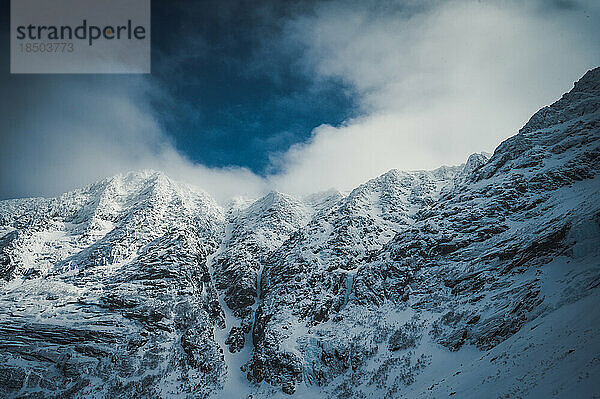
[0,67,599,398]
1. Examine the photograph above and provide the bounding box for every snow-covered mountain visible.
[1,68,599,398]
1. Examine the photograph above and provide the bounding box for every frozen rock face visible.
[246,167,460,393]
[244,68,600,396]
[0,172,227,398]
[382,67,600,340]
[1,68,599,398]
[213,191,312,353]
[283,67,600,397]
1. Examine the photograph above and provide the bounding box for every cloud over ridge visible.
[1,0,599,202]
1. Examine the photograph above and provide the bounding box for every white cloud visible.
[269,0,600,194]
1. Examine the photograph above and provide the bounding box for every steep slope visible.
[0,171,228,398]
[212,191,313,353]
[246,166,460,394]
[247,67,600,397]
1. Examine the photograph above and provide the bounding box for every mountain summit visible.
[1,68,599,398]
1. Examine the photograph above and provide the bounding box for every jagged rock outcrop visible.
[244,68,600,396]
[0,172,227,398]
[212,191,313,355]
[245,167,460,393]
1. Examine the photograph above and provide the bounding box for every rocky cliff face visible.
[246,166,460,394]
[0,172,227,398]
[1,68,599,398]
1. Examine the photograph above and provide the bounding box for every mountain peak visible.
[519,66,600,135]
[573,66,600,95]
